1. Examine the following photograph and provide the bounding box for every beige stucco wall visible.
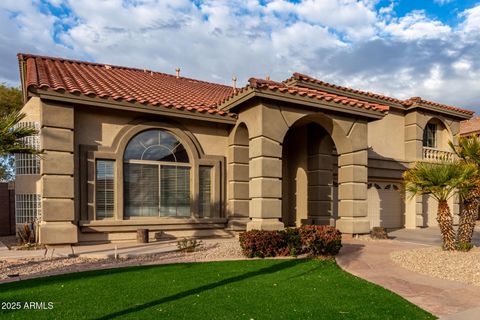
[368,109,405,160]
[74,107,229,157]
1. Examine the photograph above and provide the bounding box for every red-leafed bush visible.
[239,225,342,258]
[298,225,342,256]
[239,230,285,258]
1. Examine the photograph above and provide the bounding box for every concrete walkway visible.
[337,239,480,320]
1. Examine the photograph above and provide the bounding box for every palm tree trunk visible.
[458,195,479,246]
[437,200,456,251]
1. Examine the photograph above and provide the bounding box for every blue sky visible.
[1,0,480,112]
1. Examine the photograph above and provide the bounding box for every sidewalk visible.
[337,239,480,320]
[0,240,181,260]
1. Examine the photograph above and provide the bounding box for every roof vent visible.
[232,76,237,94]
[105,65,112,70]
[175,68,180,78]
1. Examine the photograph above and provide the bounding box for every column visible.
[335,149,370,234]
[38,102,78,245]
[226,127,250,230]
[247,135,284,231]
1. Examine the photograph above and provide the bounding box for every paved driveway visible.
[388,225,480,247]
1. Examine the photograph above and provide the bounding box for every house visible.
[460,117,480,137]
[15,53,474,245]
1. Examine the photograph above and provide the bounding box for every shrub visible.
[370,227,389,239]
[17,223,36,245]
[240,226,342,258]
[239,230,285,258]
[457,242,474,252]
[278,227,302,256]
[177,238,203,252]
[298,225,342,256]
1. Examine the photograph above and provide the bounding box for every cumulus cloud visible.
[381,10,452,41]
[0,0,480,112]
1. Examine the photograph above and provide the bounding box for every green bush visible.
[457,242,474,252]
[239,225,342,258]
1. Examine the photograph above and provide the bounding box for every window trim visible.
[86,122,224,222]
[423,122,437,148]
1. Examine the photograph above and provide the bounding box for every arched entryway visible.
[227,123,250,229]
[282,122,339,227]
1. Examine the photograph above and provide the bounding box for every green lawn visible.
[0,259,435,319]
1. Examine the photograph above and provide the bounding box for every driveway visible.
[388,226,480,247]
[337,237,480,320]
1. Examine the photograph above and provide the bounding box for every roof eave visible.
[17,55,28,104]
[406,104,473,120]
[287,78,405,110]
[219,87,387,119]
[32,88,237,124]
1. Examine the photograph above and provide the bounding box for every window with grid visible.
[123,129,191,217]
[199,166,213,217]
[15,194,41,224]
[96,160,115,218]
[423,123,437,148]
[14,122,40,175]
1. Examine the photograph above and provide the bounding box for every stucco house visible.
[14,53,474,245]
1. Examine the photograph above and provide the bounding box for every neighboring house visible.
[15,53,474,245]
[460,117,480,137]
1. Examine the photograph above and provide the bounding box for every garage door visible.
[368,182,405,229]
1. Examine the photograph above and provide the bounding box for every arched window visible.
[124,129,191,217]
[423,122,437,148]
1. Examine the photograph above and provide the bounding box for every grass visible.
[0,259,435,319]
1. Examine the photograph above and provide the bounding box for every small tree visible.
[449,136,480,248]
[0,84,24,180]
[0,111,39,156]
[404,161,477,251]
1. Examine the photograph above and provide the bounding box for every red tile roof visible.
[18,53,235,117]
[460,117,480,135]
[288,72,474,115]
[287,72,403,104]
[220,78,389,113]
[18,54,473,119]
[403,97,473,115]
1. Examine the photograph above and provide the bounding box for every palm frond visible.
[0,111,39,156]
[403,161,478,202]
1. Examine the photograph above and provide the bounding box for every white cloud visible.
[0,0,480,112]
[460,4,480,34]
[381,10,451,40]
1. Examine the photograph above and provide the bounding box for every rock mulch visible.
[0,239,244,282]
[390,246,480,286]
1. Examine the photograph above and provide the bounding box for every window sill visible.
[79,217,227,230]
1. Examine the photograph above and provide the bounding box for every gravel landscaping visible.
[0,238,244,282]
[390,246,480,286]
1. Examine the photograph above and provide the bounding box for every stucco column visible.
[246,136,284,230]
[226,125,250,230]
[335,149,370,234]
[404,111,425,227]
[38,102,78,245]
[405,195,423,228]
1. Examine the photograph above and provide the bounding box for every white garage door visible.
[368,182,405,229]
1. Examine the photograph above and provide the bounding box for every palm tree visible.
[449,136,480,248]
[404,161,477,251]
[0,111,39,157]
